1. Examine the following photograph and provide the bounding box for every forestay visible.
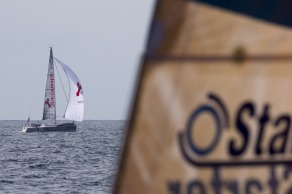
[55,58,84,122]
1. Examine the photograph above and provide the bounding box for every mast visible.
[42,47,56,123]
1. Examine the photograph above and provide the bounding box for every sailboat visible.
[22,48,84,132]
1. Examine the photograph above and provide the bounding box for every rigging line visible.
[54,59,69,102]
[54,57,71,118]
[28,56,47,118]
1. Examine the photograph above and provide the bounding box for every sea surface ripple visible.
[0,120,126,193]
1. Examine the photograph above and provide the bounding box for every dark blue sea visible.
[0,120,126,193]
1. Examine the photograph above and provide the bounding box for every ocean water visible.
[0,120,126,193]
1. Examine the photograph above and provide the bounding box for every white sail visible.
[42,48,56,122]
[54,58,84,121]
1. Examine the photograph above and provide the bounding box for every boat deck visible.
[22,123,76,132]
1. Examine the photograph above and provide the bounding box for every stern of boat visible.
[22,126,28,133]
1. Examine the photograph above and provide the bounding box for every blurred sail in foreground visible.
[114,0,292,193]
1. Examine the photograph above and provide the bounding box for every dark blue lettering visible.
[188,180,205,194]
[284,165,292,194]
[268,165,279,194]
[211,168,223,194]
[225,181,238,194]
[246,180,263,194]
[229,102,254,156]
[269,115,290,154]
[168,181,180,194]
[255,105,270,155]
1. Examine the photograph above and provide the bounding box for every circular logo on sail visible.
[179,93,229,158]
[173,92,292,193]
[178,92,292,164]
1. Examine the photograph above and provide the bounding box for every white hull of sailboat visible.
[22,123,76,133]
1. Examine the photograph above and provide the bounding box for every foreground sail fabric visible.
[42,48,56,121]
[54,58,84,122]
[114,0,292,193]
[196,0,292,27]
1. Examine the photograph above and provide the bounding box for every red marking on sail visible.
[45,98,51,108]
[76,82,82,96]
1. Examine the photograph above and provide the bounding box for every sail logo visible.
[49,73,55,107]
[168,93,292,194]
[76,82,83,96]
[178,93,228,159]
[178,92,292,164]
[45,98,51,108]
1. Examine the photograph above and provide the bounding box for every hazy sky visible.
[0,0,156,120]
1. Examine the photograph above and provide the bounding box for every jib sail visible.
[54,58,84,122]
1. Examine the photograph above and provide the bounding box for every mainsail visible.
[42,48,56,122]
[54,58,84,122]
